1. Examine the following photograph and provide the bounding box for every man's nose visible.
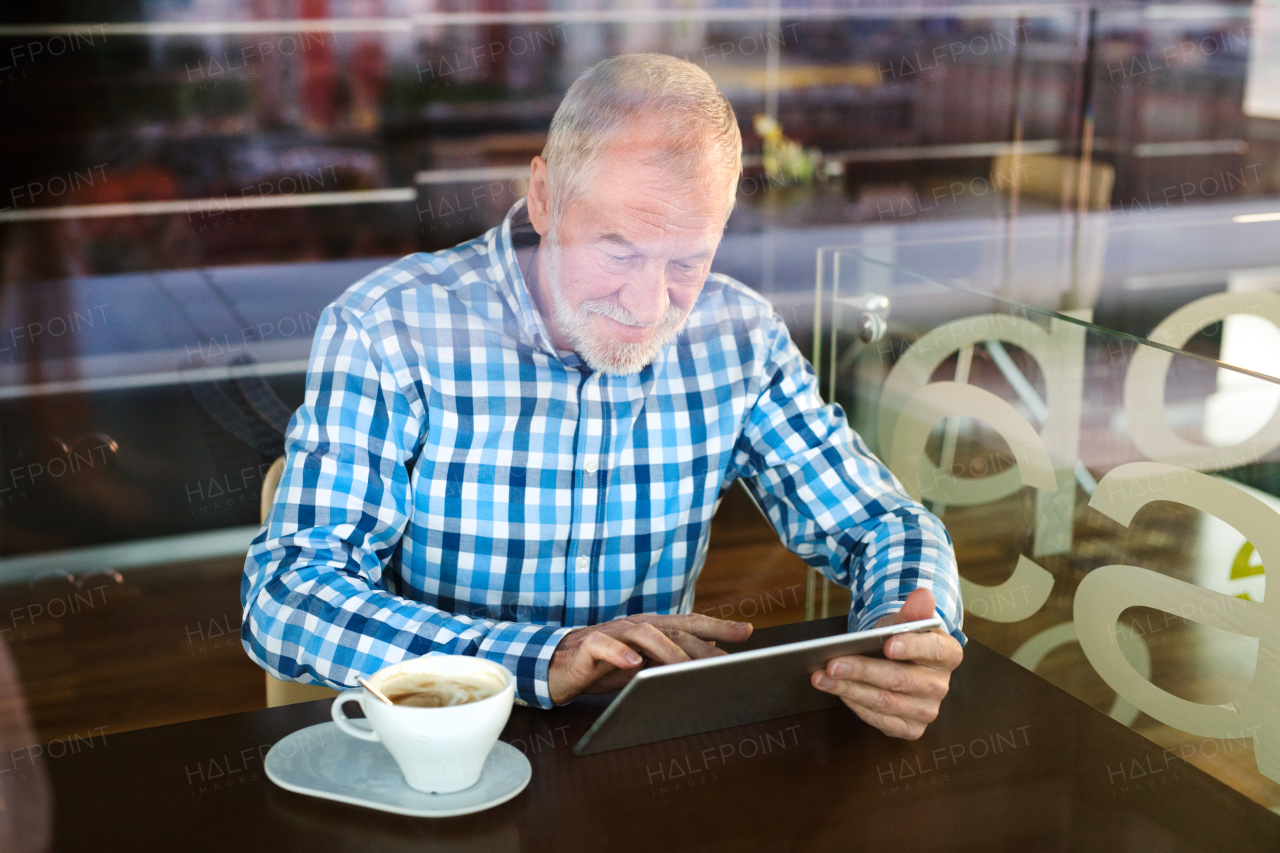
[618,265,670,326]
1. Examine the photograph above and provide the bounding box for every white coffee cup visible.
[331,655,515,794]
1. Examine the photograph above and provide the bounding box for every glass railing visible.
[813,240,1280,806]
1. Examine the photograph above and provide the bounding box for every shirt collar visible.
[493,198,582,365]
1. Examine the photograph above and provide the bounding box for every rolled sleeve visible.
[477,622,576,708]
[731,311,966,644]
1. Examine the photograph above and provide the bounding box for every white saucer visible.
[264,722,531,818]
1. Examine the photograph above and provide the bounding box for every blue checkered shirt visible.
[241,199,963,708]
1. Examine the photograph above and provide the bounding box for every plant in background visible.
[754,113,815,185]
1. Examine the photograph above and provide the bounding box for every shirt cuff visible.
[476,621,575,709]
[850,602,968,646]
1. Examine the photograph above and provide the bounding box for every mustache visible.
[579,298,687,329]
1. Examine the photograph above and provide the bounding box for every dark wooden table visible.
[46,617,1280,852]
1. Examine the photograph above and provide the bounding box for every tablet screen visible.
[572,616,942,755]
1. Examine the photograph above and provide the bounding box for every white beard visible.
[542,236,689,376]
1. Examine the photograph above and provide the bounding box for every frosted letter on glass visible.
[1078,462,1278,783]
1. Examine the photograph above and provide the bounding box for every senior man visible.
[242,53,964,739]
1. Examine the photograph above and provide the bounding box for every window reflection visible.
[2,0,1279,825]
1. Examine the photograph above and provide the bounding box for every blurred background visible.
[3,0,1280,815]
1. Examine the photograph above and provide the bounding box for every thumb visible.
[886,587,937,626]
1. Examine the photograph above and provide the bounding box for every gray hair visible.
[541,53,742,224]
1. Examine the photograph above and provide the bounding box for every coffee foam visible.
[376,671,504,708]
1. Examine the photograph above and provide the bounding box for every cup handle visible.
[331,689,381,742]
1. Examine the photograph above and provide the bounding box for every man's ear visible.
[527,156,551,237]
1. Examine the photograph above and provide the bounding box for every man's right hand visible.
[547,613,753,705]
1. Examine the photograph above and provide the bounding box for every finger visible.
[885,630,963,670]
[889,587,937,625]
[822,656,947,701]
[663,628,727,660]
[637,613,753,643]
[844,702,927,741]
[579,631,644,676]
[618,621,693,665]
[812,673,939,725]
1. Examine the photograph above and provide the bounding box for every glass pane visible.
[816,243,1280,808]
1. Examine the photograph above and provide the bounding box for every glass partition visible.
[814,241,1280,808]
[0,4,1102,744]
[0,4,1105,563]
[2,5,1280,828]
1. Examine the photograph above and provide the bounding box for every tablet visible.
[571,616,943,755]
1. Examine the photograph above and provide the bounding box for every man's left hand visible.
[810,587,962,740]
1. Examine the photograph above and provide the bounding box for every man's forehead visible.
[565,126,733,243]
[578,173,728,247]
[593,196,721,240]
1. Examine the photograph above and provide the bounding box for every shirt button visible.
[576,556,589,570]
[585,459,599,474]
